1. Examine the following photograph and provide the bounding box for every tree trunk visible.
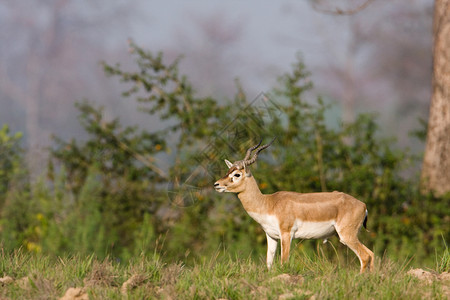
[421,0,450,196]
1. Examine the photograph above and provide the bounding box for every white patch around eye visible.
[230,170,242,182]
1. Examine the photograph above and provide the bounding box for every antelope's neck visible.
[237,176,268,213]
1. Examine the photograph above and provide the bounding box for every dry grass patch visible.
[83,260,118,288]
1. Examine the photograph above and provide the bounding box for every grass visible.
[0,249,448,299]
[436,240,450,273]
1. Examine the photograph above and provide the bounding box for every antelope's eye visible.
[234,173,241,178]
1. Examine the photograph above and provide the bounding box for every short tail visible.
[363,209,368,230]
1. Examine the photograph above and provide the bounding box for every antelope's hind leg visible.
[280,232,292,265]
[336,227,374,273]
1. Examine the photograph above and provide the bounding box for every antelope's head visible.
[214,138,275,193]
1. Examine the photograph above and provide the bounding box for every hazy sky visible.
[129,0,352,96]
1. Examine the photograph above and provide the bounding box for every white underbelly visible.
[247,212,336,240]
[292,220,336,239]
[247,212,281,239]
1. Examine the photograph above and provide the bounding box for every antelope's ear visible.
[224,159,234,169]
[244,164,252,177]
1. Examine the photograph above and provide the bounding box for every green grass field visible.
[0,249,448,299]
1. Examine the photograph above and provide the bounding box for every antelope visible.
[213,139,375,273]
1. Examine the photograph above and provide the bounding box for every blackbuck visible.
[213,139,375,273]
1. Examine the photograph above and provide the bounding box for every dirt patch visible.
[278,292,295,300]
[59,287,88,300]
[407,269,436,284]
[408,268,450,297]
[269,273,304,286]
[249,284,269,298]
[0,276,14,286]
[407,268,450,284]
[439,272,450,282]
[121,274,147,294]
[19,274,56,296]
[17,276,31,290]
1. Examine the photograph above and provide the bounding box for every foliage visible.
[0,42,448,268]
[0,125,24,202]
[0,125,36,252]
[436,238,449,273]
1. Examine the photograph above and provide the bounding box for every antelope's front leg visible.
[266,233,278,269]
[280,232,291,264]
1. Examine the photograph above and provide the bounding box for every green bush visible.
[0,125,25,203]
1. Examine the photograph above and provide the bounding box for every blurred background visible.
[0,0,432,163]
